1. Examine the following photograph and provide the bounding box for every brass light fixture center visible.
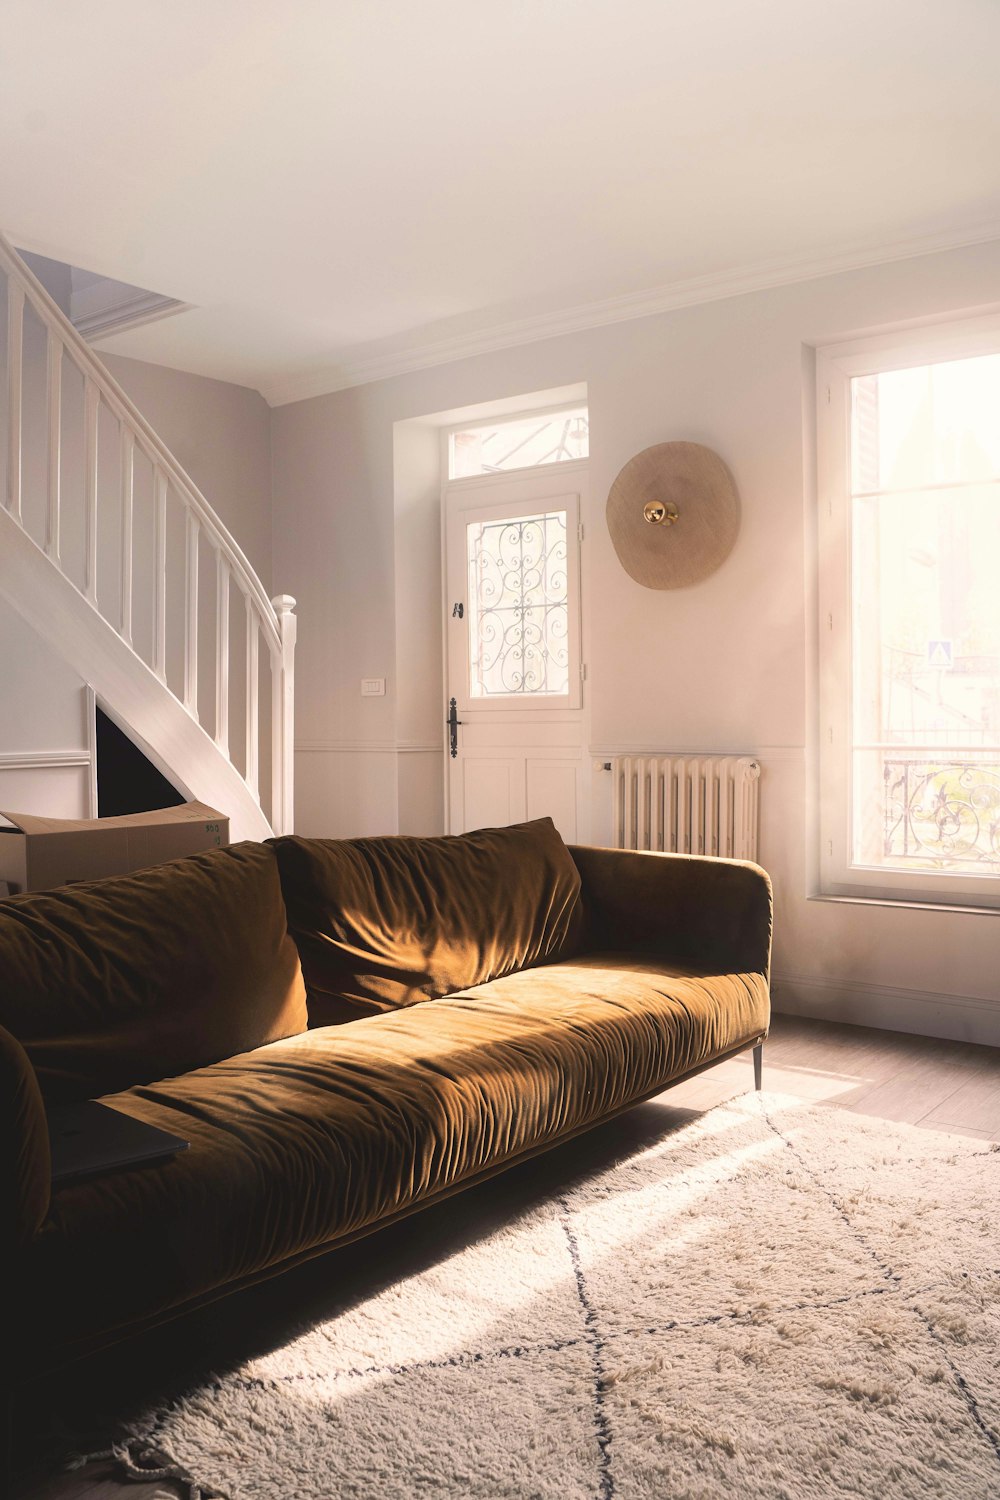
[643,499,678,526]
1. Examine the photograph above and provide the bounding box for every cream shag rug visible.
[114,1093,1000,1499]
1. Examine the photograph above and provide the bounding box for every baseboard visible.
[773,971,1000,1048]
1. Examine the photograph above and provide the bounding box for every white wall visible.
[272,387,400,835]
[392,419,444,835]
[0,598,93,819]
[272,238,1000,1045]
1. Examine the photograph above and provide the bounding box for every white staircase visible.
[0,232,295,840]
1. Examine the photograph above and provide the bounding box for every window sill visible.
[809,891,1000,917]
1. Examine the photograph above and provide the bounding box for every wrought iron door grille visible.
[466,510,569,697]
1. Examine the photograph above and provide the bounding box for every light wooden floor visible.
[16,1011,1000,1500]
[675,1009,1000,1137]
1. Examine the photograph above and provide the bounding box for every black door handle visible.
[447,698,463,758]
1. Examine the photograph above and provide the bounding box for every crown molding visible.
[263,219,1000,407]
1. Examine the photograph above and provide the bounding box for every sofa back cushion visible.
[0,841,307,1102]
[271,818,584,1025]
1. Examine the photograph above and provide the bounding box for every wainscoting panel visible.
[0,748,94,820]
[526,757,582,844]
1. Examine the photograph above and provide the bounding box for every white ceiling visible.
[4,0,1000,405]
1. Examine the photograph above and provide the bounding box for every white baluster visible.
[83,378,99,604]
[215,554,230,754]
[46,329,61,559]
[184,510,199,714]
[119,426,134,644]
[270,594,297,835]
[245,596,259,799]
[6,280,24,520]
[152,467,167,680]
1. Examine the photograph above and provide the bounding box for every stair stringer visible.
[0,511,272,842]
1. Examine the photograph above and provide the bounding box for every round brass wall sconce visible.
[642,499,678,526]
[607,441,739,589]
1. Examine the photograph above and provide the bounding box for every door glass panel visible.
[466,510,570,697]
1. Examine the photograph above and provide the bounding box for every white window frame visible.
[816,313,1000,912]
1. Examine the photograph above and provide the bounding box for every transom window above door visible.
[448,406,589,479]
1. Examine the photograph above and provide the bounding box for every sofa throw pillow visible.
[0,841,307,1102]
[271,818,585,1025]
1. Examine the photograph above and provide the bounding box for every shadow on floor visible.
[17,1093,705,1494]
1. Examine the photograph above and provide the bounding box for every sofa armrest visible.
[569,845,772,979]
[0,1022,50,1257]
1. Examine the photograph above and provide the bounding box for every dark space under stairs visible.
[95,707,184,818]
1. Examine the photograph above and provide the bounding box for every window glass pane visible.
[852,356,1000,493]
[853,748,1000,875]
[450,409,588,479]
[850,354,1000,878]
[466,511,569,697]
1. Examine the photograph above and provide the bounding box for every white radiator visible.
[610,755,761,861]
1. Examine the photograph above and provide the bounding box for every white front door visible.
[444,464,588,842]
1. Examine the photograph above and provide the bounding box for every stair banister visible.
[0,230,296,836]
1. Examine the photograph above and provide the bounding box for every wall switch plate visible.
[361,677,386,697]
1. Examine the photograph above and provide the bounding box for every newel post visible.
[270,594,297,835]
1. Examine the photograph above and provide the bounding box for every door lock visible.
[447,697,463,758]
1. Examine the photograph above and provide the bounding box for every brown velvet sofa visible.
[0,817,771,1396]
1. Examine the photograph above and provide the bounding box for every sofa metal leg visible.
[753,1042,763,1092]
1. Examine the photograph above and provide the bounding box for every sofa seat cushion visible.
[29,954,767,1354]
[0,842,307,1102]
[270,818,584,1025]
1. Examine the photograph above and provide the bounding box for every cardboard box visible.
[0,802,230,895]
